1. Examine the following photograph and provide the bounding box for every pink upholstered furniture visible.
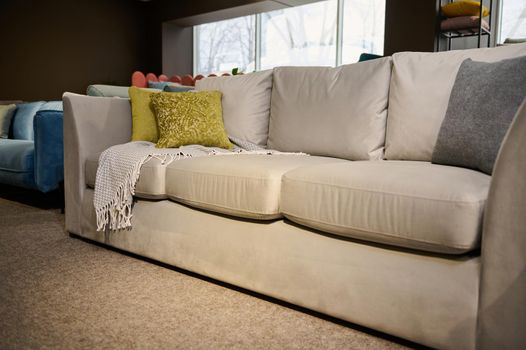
[131,71,231,87]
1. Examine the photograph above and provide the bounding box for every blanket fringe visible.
[96,152,190,231]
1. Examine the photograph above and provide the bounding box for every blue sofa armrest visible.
[33,110,64,192]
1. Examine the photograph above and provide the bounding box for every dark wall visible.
[384,0,438,55]
[0,0,151,101]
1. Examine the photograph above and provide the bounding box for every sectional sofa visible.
[63,43,526,349]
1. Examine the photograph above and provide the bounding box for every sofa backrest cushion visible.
[39,101,63,112]
[195,70,273,147]
[385,43,526,161]
[267,57,392,160]
[12,101,44,140]
[163,85,194,93]
[87,85,131,98]
[0,104,17,139]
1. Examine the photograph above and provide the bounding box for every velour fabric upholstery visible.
[195,70,273,147]
[85,153,168,199]
[385,43,526,161]
[478,99,526,348]
[165,154,346,220]
[268,57,392,160]
[163,84,194,93]
[432,56,526,175]
[0,139,35,173]
[147,81,190,90]
[12,101,44,140]
[281,161,490,254]
[0,170,37,189]
[33,110,64,192]
[0,139,36,188]
[86,85,131,98]
[0,101,64,192]
[39,101,63,111]
[79,189,480,350]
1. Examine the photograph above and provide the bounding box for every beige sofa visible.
[63,43,526,349]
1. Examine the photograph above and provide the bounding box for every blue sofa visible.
[0,101,64,193]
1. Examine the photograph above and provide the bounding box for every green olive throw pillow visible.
[150,91,233,149]
[129,86,160,142]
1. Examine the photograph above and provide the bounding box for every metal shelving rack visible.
[436,0,493,51]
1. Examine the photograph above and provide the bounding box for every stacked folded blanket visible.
[440,0,490,34]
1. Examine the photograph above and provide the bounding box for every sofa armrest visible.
[62,93,132,234]
[33,110,64,193]
[477,98,526,348]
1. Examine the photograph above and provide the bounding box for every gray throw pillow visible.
[432,55,526,174]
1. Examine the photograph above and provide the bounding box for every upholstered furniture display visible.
[86,83,193,99]
[63,43,526,349]
[86,84,130,98]
[0,101,64,192]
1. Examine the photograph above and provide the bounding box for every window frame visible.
[193,0,385,75]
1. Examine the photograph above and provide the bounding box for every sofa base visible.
[78,189,479,349]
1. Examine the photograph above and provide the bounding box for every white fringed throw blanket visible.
[94,141,305,231]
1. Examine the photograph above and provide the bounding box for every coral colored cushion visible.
[128,86,161,142]
[131,71,147,88]
[169,75,182,83]
[441,1,489,17]
[151,91,232,149]
[146,73,158,82]
[181,75,195,86]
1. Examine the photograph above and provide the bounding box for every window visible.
[342,0,385,64]
[194,16,255,75]
[260,1,338,70]
[194,0,385,75]
[498,0,526,43]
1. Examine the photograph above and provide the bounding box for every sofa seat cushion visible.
[85,153,168,199]
[165,154,346,220]
[281,161,490,254]
[0,139,34,173]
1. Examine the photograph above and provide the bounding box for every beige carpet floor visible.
[0,190,416,349]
